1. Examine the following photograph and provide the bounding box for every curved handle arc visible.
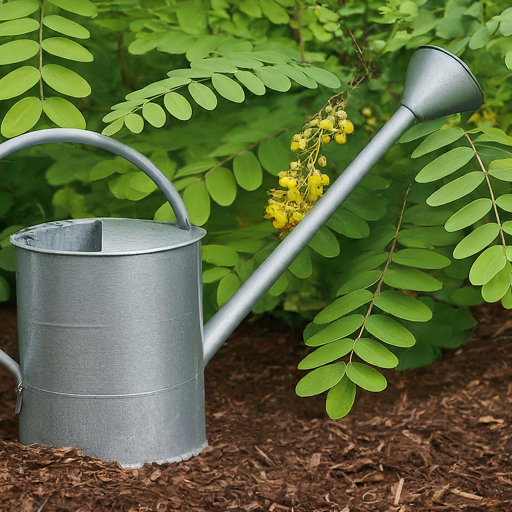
[0,128,191,230]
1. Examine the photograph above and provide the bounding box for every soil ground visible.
[1,304,512,511]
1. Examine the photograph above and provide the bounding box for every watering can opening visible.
[10,218,206,256]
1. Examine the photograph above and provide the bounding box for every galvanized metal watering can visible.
[0,46,483,467]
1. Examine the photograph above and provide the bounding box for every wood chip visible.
[394,478,405,506]
[450,489,484,501]
[309,453,321,469]
[478,416,504,424]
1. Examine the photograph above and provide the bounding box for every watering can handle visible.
[0,128,191,230]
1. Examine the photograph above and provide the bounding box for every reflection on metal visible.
[0,46,483,467]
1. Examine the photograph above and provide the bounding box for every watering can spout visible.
[202,45,484,366]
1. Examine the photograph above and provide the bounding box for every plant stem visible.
[465,132,507,250]
[349,182,411,363]
[39,0,45,102]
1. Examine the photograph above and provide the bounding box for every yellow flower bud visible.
[336,110,348,120]
[319,119,334,131]
[325,105,332,113]
[362,107,372,117]
[299,139,307,150]
[290,141,300,151]
[334,133,347,144]
[318,156,327,167]
[278,171,287,178]
[339,120,354,134]
[292,212,303,223]
[321,134,331,144]
[290,161,298,170]
[279,177,290,188]
[307,191,317,202]
[287,178,297,188]
[308,175,322,187]
[292,134,301,142]
[303,128,312,138]
[321,174,330,186]
[309,118,319,127]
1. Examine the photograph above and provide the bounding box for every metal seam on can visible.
[22,372,204,399]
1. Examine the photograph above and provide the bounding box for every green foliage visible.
[2,0,512,421]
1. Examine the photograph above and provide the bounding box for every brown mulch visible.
[1,305,512,511]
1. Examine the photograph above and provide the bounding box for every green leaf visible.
[489,159,512,181]
[354,338,398,369]
[259,0,289,24]
[503,221,512,235]
[235,70,266,95]
[298,338,354,370]
[450,286,484,307]
[191,58,238,74]
[203,267,230,284]
[188,82,217,110]
[0,0,38,21]
[403,204,453,227]
[47,0,97,17]
[130,173,157,194]
[411,128,464,158]
[269,272,288,296]
[445,198,492,232]
[255,66,291,92]
[164,92,192,121]
[0,40,39,65]
[186,35,219,62]
[344,189,387,221]
[176,0,207,34]
[346,363,387,392]
[296,363,346,397]
[43,14,90,38]
[502,289,512,309]
[41,64,90,98]
[0,275,9,302]
[302,66,341,88]
[153,202,176,222]
[364,314,415,348]
[496,194,512,212]
[306,314,365,347]
[350,252,389,276]
[289,248,312,279]
[373,291,432,322]
[102,118,123,137]
[337,270,382,296]
[415,147,474,183]
[469,25,491,49]
[326,209,370,239]
[481,262,511,302]
[383,265,442,292]
[1,96,42,138]
[469,245,507,286]
[426,172,484,207]
[184,180,210,226]
[124,113,144,134]
[239,0,262,17]
[0,246,15,271]
[475,127,512,146]
[397,226,463,249]
[0,66,39,100]
[42,37,93,62]
[257,138,289,176]
[392,249,451,269]
[42,96,85,129]
[202,245,239,266]
[174,159,216,178]
[205,167,237,206]
[233,151,262,191]
[308,226,340,258]
[217,272,240,307]
[142,102,166,128]
[0,17,39,36]
[314,289,373,324]
[274,64,317,88]
[453,223,500,259]
[211,73,245,103]
[326,376,356,419]
[398,118,447,143]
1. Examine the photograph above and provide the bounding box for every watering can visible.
[0,46,483,467]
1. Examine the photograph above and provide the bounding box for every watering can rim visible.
[10,217,206,257]
[415,45,484,102]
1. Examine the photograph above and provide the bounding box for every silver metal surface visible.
[12,218,207,466]
[401,45,484,121]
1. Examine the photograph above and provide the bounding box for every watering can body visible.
[11,218,207,466]
[0,45,484,467]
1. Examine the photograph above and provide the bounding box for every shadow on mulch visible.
[1,304,512,511]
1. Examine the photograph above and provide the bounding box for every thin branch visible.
[349,182,411,362]
[38,0,44,102]
[465,132,507,250]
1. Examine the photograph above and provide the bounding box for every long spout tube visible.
[203,105,416,365]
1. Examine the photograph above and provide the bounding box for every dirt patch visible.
[1,305,512,511]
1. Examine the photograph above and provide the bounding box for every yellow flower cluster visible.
[265,100,355,233]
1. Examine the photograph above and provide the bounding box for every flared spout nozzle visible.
[401,45,484,121]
